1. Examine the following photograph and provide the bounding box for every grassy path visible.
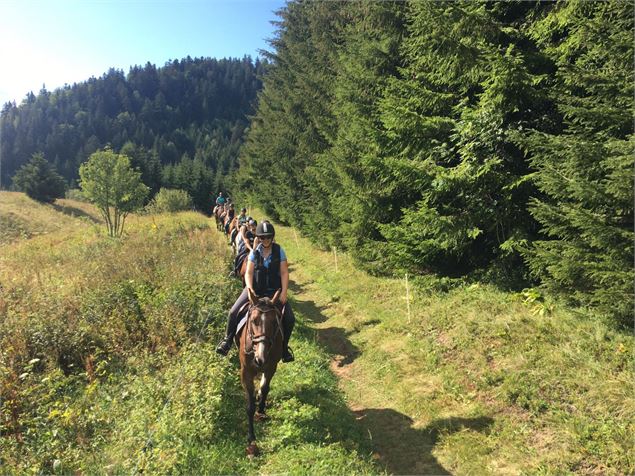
[284,232,457,474]
[276,220,633,475]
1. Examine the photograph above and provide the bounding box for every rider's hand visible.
[279,290,287,304]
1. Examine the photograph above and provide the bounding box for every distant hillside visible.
[1,56,266,210]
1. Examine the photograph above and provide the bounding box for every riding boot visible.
[281,311,295,363]
[216,312,239,356]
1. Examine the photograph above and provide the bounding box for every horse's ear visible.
[248,288,258,305]
[271,289,281,305]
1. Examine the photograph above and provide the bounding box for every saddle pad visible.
[236,308,250,336]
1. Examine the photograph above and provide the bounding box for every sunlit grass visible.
[273,214,634,475]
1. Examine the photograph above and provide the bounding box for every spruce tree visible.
[523,0,634,324]
[378,1,549,282]
[12,153,66,203]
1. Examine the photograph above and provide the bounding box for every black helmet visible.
[248,219,257,226]
[241,207,247,213]
[256,221,275,238]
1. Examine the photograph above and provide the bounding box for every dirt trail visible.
[289,270,454,475]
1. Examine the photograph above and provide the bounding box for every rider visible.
[230,208,249,245]
[216,221,295,362]
[237,208,248,227]
[223,204,235,234]
[232,218,257,276]
[215,192,226,207]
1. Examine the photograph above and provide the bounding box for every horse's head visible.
[247,288,283,368]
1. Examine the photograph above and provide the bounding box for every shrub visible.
[65,188,87,202]
[146,188,193,214]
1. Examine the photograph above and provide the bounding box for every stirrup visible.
[282,346,294,363]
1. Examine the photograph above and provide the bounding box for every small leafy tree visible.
[12,153,66,203]
[79,148,149,237]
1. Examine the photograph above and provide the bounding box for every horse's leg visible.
[256,367,276,419]
[242,367,258,450]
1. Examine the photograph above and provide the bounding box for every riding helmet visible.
[256,221,275,238]
[241,207,247,213]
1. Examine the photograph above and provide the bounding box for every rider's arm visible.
[245,259,255,293]
[279,259,289,304]
[240,226,252,251]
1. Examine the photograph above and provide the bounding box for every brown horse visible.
[238,255,248,287]
[213,206,225,231]
[237,288,284,457]
[227,216,239,247]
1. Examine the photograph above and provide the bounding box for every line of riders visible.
[212,192,295,363]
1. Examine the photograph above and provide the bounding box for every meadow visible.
[1,192,632,475]
[273,218,634,475]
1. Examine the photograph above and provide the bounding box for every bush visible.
[146,188,193,214]
[65,189,87,202]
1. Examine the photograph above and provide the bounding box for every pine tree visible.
[523,0,634,324]
[12,153,66,203]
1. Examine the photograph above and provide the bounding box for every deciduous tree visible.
[79,148,149,237]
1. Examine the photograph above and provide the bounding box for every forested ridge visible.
[237,0,634,325]
[1,56,265,210]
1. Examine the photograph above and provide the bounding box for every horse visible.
[227,216,239,246]
[238,255,248,287]
[214,206,225,232]
[237,288,284,457]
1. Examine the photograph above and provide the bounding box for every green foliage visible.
[11,153,66,203]
[0,57,263,202]
[146,188,193,214]
[161,157,215,212]
[79,148,149,237]
[378,2,548,282]
[522,0,634,325]
[238,0,632,321]
[65,188,87,202]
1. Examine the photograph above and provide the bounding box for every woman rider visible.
[231,218,257,276]
[216,221,295,362]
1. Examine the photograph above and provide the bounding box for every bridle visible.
[244,300,284,360]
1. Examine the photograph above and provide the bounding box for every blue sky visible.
[0,0,286,106]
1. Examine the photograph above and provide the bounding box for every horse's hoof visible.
[246,442,259,458]
[255,412,268,421]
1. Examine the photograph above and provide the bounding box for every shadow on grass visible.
[287,268,312,295]
[51,203,101,223]
[292,295,361,367]
[355,409,494,475]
